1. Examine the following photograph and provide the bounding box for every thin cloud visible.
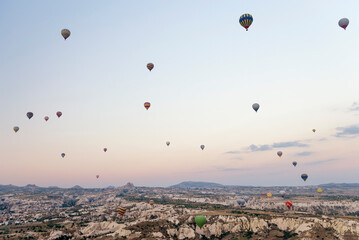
[335,125,359,138]
[272,141,309,148]
[249,144,272,152]
[350,101,359,111]
[296,151,313,157]
[225,151,241,154]
[247,141,309,152]
[304,158,338,166]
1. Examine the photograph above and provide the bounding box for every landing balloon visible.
[144,102,151,110]
[239,14,253,31]
[195,215,206,228]
[27,112,33,119]
[13,126,19,133]
[338,18,349,30]
[147,63,154,71]
[61,29,71,40]
[301,174,308,181]
[252,103,260,112]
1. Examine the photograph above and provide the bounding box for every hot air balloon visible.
[260,194,266,198]
[267,193,272,198]
[96,175,99,179]
[301,174,308,182]
[61,153,65,158]
[312,129,316,133]
[104,148,107,152]
[195,215,206,228]
[244,196,249,202]
[277,151,283,157]
[285,201,293,210]
[292,161,297,167]
[338,18,349,30]
[13,126,19,133]
[88,198,94,203]
[56,112,62,118]
[44,116,49,121]
[61,29,71,40]
[229,201,234,206]
[149,200,154,206]
[166,141,170,146]
[239,14,253,31]
[27,112,33,119]
[279,190,286,197]
[200,145,205,150]
[147,63,154,71]
[144,102,151,110]
[317,188,323,194]
[252,103,260,112]
[237,198,246,206]
[117,207,126,217]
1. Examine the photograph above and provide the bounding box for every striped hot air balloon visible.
[144,102,151,110]
[147,63,154,71]
[239,14,253,31]
[285,201,293,210]
[117,207,126,217]
[149,200,154,206]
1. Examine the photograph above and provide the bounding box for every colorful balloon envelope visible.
[285,201,293,210]
[260,194,266,198]
[292,161,297,167]
[277,151,283,157]
[44,116,49,121]
[239,14,253,31]
[117,207,126,217]
[338,18,349,30]
[61,29,71,40]
[27,112,33,119]
[301,173,308,181]
[149,200,154,206]
[56,111,62,118]
[200,145,205,150]
[147,63,154,71]
[267,193,272,198]
[61,153,65,158]
[195,215,206,228]
[317,188,323,194]
[104,148,107,152]
[144,102,151,110]
[252,103,260,112]
[13,126,19,133]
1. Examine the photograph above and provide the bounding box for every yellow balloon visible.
[267,193,272,198]
[317,188,323,193]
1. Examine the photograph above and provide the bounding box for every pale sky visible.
[0,1,358,188]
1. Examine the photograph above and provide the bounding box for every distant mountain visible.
[25,184,39,188]
[169,181,224,188]
[70,185,83,189]
[319,183,359,188]
[107,186,115,189]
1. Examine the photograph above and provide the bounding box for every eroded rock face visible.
[78,213,359,239]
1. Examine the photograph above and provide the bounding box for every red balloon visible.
[56,111,62,118]
[44,116,49,121]
[285,201,293,210]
